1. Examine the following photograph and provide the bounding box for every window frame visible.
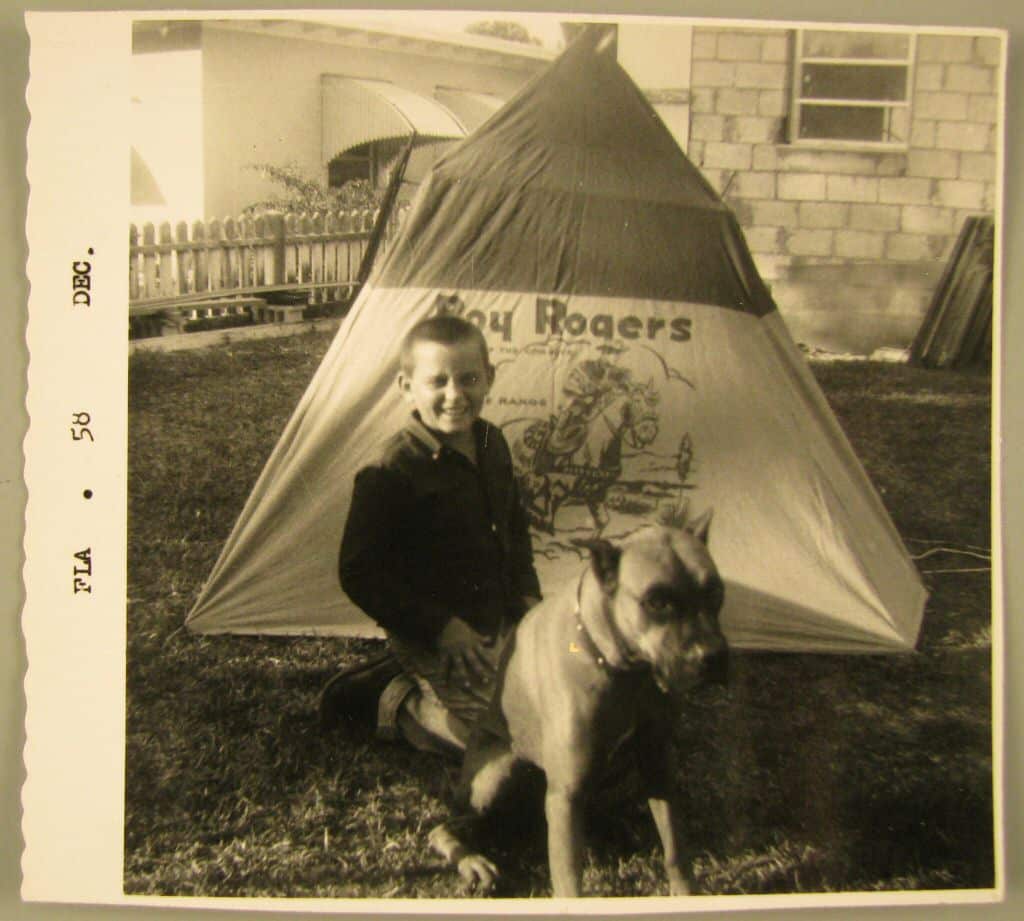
[789,29,917,152]
[327,142,379,188]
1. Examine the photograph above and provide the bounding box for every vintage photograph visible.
[96,8,1006,903]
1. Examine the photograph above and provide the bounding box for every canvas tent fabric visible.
[187,32,926,653]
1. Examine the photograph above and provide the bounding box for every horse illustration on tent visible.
[186,29,925,654]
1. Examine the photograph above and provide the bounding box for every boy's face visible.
[398,338,494,436]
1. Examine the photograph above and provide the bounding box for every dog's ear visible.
[577,538,622,593]
[687,507,713,545]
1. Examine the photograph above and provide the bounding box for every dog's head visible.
[579,512,728,695]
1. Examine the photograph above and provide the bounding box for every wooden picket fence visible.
[128,205,408,338]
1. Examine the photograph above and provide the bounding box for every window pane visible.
[799,104,886,141]
[802,63,908,102]
[803,30,910,60]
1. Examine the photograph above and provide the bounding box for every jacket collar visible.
[404,412,489,459]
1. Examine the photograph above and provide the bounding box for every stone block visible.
[914,91,968,121]
[936,120,991,152]
[716,88,761,116]
[917,34,974,64]
[901,205,955,235]
[974,36,1002,67]
[703,142,753,171]
[743,226,783,253]
[728,171,776,199]
[967,94,999,124]
[752,144,779,171]
[716,33,763,61]
[879,177,933,205]
[906,150,960,180]
[690,88,716,114]
[935,179,986,209]
[693,30,717,60]
[761,33,789,63]
[757,199,802,228]
[734,62,788,90]
[693,60,737,88]
[786,259,934,288]
[758,90,788,117]
[885,233,934,261]
[729,116,779,144]
[700,167,724,193]
[884,289,932,319]
[915,64,945,91]
[959,151,997,181]
[752,200,800,228]
[778,173,826,201]
[849,204,902,233]
[910,119,937,148]
[875,155,908,177]
[798,202,849,229]
[945,64,996,94]
[835,230,885,260]
[752,252,789,281]
[826,175,879,203]
[778,149,879,176]
[784,229,834,257]
[728,199,754,224]
[691,114,726,142]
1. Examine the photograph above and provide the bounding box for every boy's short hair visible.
[399,314,492,375]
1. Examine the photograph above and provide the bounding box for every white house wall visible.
[618,23,693,153]
[199,24,541,218]
[132,48,205,225]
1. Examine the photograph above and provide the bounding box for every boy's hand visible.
[437,618,495,689]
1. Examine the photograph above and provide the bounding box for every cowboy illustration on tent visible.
[508,354,662,535]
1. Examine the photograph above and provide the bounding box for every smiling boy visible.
[323,314,541,752]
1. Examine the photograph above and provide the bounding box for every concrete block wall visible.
[688,27,1000,354]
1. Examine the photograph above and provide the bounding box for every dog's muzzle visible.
[656,632,729,695]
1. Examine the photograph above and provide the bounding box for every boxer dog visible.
[428,508,728,897]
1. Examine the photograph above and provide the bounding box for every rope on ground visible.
[920,567,991,574]
[162,624,186,648]
[911,546,991,562]
[907,542,992,574]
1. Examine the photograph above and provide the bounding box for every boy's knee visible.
[394,685,470,755]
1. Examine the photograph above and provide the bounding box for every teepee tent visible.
[187,31,925,653]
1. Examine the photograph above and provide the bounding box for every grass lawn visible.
[125,328,994,898]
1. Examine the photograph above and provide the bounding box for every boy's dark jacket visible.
[339,414,541,646]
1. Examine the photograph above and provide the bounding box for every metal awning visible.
[130,146,166,206]
[433,87,506,132]
[322,75,466,162]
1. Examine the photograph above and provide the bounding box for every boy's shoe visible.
[318,653,404,730]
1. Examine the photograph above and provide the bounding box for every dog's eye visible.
[642,593,677,618]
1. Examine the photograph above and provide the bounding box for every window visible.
[328,142,375,187]
[791,30,915,149]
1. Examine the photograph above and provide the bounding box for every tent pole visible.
[353,132,416,294]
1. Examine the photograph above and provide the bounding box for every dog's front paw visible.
[456,853,500,894]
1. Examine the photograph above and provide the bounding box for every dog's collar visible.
[572,574,645,674]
